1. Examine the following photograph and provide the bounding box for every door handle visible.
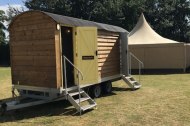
[95,50,98,56]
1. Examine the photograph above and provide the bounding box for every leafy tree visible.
[0,10,7,45]
[0,10,10,65]
[122,0,190,42]
[67,0,96,19]
[6,5,25,24]
[25,0,125,25]
[154,0,190,42]
[24,0,190,42]
[91,0,125,27]
[122,0,146,30]
[25,0,71,15]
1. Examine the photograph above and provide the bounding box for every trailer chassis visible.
[0,85,67,116]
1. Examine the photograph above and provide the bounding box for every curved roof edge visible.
[9,10,128,33]
[128,13,179,45]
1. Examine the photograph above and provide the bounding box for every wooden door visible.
[74,27,98,85]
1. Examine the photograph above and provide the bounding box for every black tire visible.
[102,81,112,94]
[90,85,102,98]
[0,103,7,116]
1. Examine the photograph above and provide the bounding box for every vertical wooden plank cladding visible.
[55,30,62,88]
[9,11,59,88]
[97,30,120,79]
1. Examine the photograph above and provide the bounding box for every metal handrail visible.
[128,52,144,83]
[129,52,144,66]
[62,55,83,115]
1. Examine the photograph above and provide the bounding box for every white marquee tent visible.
[128,14,190,71]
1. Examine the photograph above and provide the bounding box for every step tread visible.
[66,86,78,92]
[130,80,137,84]
[125,76,133,79]
[81,104,96,111]
[75,97,90,104]
[134,84,142,89]
[122,75,142,89]
[69,91,84,96]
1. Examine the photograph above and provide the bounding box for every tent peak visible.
[140,13,145,20]
[128,13,179,44]
[128,13,152,37]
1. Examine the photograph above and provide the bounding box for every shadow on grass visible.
[131,69,187,75]
[99,92,117,98]
[0,100,80,123]
[0,65,10,67]
[0,93,115,123]
[0,87,133,123]
[112,87,134,92]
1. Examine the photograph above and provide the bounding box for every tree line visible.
[0,10,9,66]
[0,0,190,65]
[24,0,190,42]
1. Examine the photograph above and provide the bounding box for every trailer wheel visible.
[91,85,102,98]
[102,81,112,94]
[0,103,7,116]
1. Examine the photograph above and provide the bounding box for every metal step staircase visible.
[62,55,96,115]
[122,51,144,89]
[67,89,97,113]
[122,75,141,89]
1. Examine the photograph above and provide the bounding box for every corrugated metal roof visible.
[9,10,128,33]
[42,11,128,33]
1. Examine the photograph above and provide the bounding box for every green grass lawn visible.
[0,67,190,126]
[0,67,12,99]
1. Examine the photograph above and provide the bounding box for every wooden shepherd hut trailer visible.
[5,10,142,114]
